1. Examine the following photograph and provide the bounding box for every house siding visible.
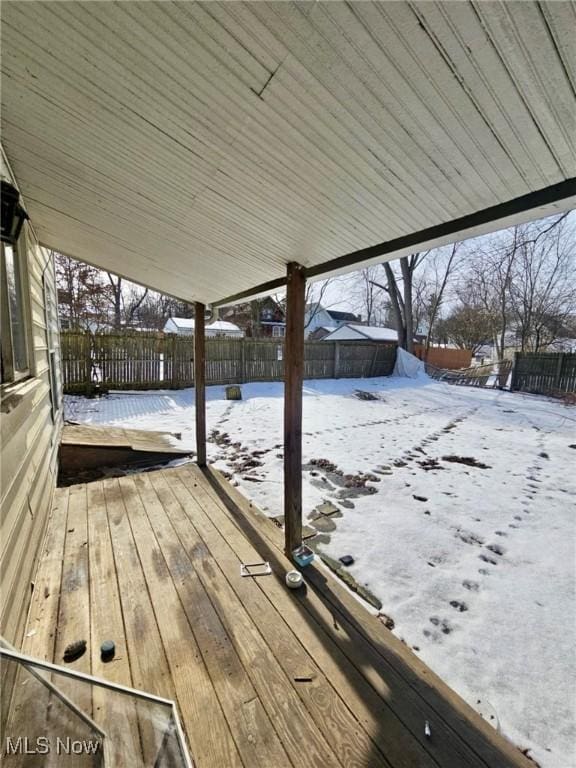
[1,154,62,682]
[305,307,335,337]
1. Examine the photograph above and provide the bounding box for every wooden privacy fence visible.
[61,331,397,393]
[413,344,472,369]
[511,352,576,396]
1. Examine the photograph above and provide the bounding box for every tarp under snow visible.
[392,348,426,379]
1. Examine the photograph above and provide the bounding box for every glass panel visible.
[3,243,29,374]
[43,270,61,413]
[2,659,103,767]
[1,652,192,767]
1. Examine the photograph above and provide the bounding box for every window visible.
[272,325,285,338]
[1,239,30,383]
[261,307,273,321]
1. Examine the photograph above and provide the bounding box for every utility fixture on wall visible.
[1,180,29,244]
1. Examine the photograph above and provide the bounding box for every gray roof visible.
[327,310,360,322]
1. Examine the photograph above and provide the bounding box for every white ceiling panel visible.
[1,1,574,302]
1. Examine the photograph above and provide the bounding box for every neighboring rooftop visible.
[324,324,399,342]
[327,310,361,323]
[164,318,243,335]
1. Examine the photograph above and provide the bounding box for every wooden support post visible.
[284,262,306,557]
[194,302,207,468]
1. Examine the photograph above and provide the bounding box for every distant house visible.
[221,297,286,338]
[305,304,361,338]
[163,317,244,338]
[323,324,399,343]
[258,300,286,338]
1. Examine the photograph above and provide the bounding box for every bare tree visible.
[367,254,427,352]
[421,242,462,355]
[438,301,493,355]
[467,213,573,359]
[55,253,111,330]
[508,215,575,351]
[106,273,149,329]
[352,267,384,326]
[56,253,191,332]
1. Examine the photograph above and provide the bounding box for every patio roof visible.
[1,1,575,303]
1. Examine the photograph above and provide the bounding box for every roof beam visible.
[305,179,576,279]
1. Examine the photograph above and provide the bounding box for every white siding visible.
[0,154,62,663]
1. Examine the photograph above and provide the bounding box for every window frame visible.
[272,324,285,338]
[1,232,32,386]
[42,258,61,419]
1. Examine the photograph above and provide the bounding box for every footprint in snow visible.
[429,616,453,634]
[457,531,485,546]
[479,554,498,566]
[462,580,480,592]
[494,531,507,537]
[450,600,468,612]
[486,543,505,556]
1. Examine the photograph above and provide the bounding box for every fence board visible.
[426,360,512,389]
[60,333,397,393]
[511,352,576,396]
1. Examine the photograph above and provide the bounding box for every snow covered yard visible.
[66,377,576,768]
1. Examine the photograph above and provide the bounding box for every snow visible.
[324,323,399,341]
[163,317,243,336]
[65,376,576,768]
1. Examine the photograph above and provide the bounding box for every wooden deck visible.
[17,464,530,767]
[59,424,191,480]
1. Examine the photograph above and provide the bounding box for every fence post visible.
[554,353,565,390]
[510,352,519,391]
[334,342,340,378]
[168,334,175,388]
[84,332,93,396]
[240,338,246,384]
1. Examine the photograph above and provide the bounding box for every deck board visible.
[15,465,531,768]
[61,425,189,454]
